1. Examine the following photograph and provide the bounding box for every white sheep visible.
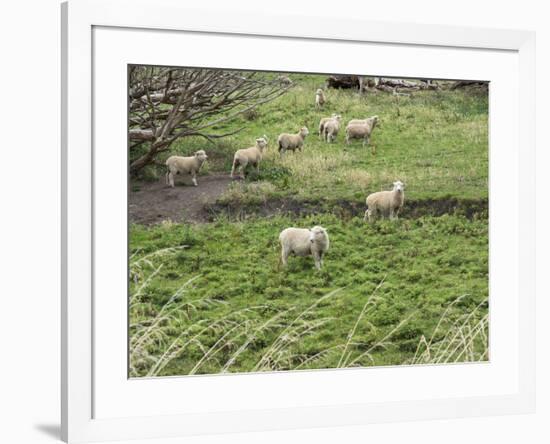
[165,150,208,187]
[323,115,342,143]
[277,75,293,86]
[230,136,268,179]
[364,181,405,221]
[318,114,339,140]
[279,226,330,270]
[345,115,379,146]
[277,127,309,155]
[315,88,326,108]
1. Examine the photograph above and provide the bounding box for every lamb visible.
[277,75,293,86]
[364,181,405,222]
[323,115,342,143]
[279,226,330,270]
[345,115,379,146]
[315,88,326,108]
[277,127,309,155]
[165,150,208,187]
[318,114,340,140]
[230,136,268,179]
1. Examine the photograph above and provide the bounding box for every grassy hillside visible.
[164,73,488,204]
[129,73,489,377]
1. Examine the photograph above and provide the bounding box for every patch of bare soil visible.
[129,174,233,224]
[206,197,488,222]
[130,175,488,225]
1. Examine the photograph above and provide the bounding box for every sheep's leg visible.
[364,209,369,222]
[191,171,198,187]
[256,162,260,174]
[367,208,375,222]
[313,252,322,270]
[281,248,289,267]
[168,172,175,188]
[230,159,237,178]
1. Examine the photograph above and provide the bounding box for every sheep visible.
[277,75,293,86]
[230,136,268,179]
[277,127,309,155]
[364,181,405,222]
[318,114,340,140]
[279,226,330,270]
[345,116,379,147]
[323,115,342,143]
[165,150,208,187]
[315,88,326,108]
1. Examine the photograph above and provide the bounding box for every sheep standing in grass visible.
[345,115,379,148]
[323,115,342,143]
[279,226,330,270]
[165,150,208,187]
[278,127,309,155]
[318,114,340,140]
[315,88,326,108]
[277,75,293,86]
[230,136,268,179]
[364,181,405,221]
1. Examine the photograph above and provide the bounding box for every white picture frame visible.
[61,0,536,442]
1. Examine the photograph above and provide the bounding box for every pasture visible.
[129,72,489,377]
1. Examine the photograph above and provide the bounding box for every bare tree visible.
[129,66,291,173]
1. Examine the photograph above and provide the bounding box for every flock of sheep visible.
[164,86,405,270]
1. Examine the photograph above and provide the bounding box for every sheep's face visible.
[300,127,309,137]
[309,226,327,243]
[393,181,404,192]
[334,114,342,122]
[316,89,324,96]
[369,116,380,127]
[195,150,208,162]
[256,137,268,150]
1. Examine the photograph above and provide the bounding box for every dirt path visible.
[129,174,233,224]
[130,174,489,225]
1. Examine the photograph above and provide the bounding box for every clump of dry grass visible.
[275,150,351,182]
[217,181,277,205]
[342,169,372,190]
[409,295,489,365]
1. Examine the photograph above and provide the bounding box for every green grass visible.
[129,213,488,377]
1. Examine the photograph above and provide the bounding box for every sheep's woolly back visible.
[345,124,370,137]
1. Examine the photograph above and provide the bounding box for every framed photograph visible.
[61,0,536,442]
